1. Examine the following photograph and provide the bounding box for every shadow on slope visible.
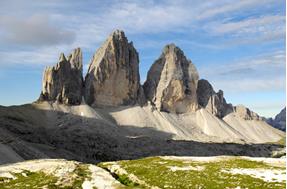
[0,104,284,165]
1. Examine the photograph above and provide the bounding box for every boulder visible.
[143,44,199,113]
[84,30,143,106]
[38,48,83,105]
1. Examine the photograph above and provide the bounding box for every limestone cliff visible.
[143,44,199,113]
[84,30,144,106]
[197,79,233,118]
[38,48,83,105]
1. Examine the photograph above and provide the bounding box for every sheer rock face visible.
[143,44,199,113]
[84,30,143,106]
[267,107,286,131]
[197,79,233,118]
[39,48,83,105]
[233,105,262,121]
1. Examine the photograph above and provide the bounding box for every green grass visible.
[0,163,92,189]
[276,136,286,146]
[268,136,286,146]
[99,157,286,189]
[0,170,58,189]
[71,164,92,188]
[117,174,139,187]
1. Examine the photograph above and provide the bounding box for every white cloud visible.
[0,15,76,47]
[59,1,196,49]
[201,14,285,46]
[210,15,285,35]
[0,0,285,67]
[0,46,78,66]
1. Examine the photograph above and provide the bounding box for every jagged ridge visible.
[38,30,265,121]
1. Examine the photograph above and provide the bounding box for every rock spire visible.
[38,48,83,105]
[143,44,199,113]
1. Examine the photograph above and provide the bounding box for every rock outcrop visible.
[84,30,144,106]
[38,48,83,105]
[143,44,199,113]
[233,105,262,120]
[197,79,233,118]
[267,107,286,131]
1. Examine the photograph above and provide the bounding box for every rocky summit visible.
[197,79,233,118]
[143,44,199,113]
[267,107,286,131]
[35,30,274,123]
[233,105,262,121]
[84,30,144,107]
[38,48,83,105]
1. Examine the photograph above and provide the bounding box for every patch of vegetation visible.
[276,136,286,146]
[0,170,58,189]
[101,157,286,189]
[268,136,286,146]
[98,163,140,188]
[0,163,93,189]
[117,174,139,187]
[71,163,92,188]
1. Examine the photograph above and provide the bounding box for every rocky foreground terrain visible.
[0,156,285,189]
[0,30,285,188]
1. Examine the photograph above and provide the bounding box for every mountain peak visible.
[233,105,262,120]
[58,52,67,62]
[38,48,83,105]
[111,29,125,37]
[84,29,144,106]
[143,44,199,113]
[67,47,82,70]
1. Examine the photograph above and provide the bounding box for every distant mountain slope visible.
[267,107,286,131]
[0,102,284,164]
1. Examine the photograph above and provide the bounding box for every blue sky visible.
[0,0,285,117]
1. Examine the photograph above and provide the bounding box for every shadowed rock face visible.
[38,48,83,105]
[197,79,233,118]
[84,30,144,106]
[143,44,199,113]
[267,107,286,131]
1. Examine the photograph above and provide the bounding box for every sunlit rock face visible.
[233,105,262,121]
[39,48,83,105]
[143,44,199,113]
[84,30,144,107]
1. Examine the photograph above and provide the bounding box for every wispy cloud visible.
[0,0,284,54]
[200,50,286,92]
[197,0,276,20]
[0,15,75,47]
[206,15,285,44]
[211,15,284,34]
[0,46,75,66]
